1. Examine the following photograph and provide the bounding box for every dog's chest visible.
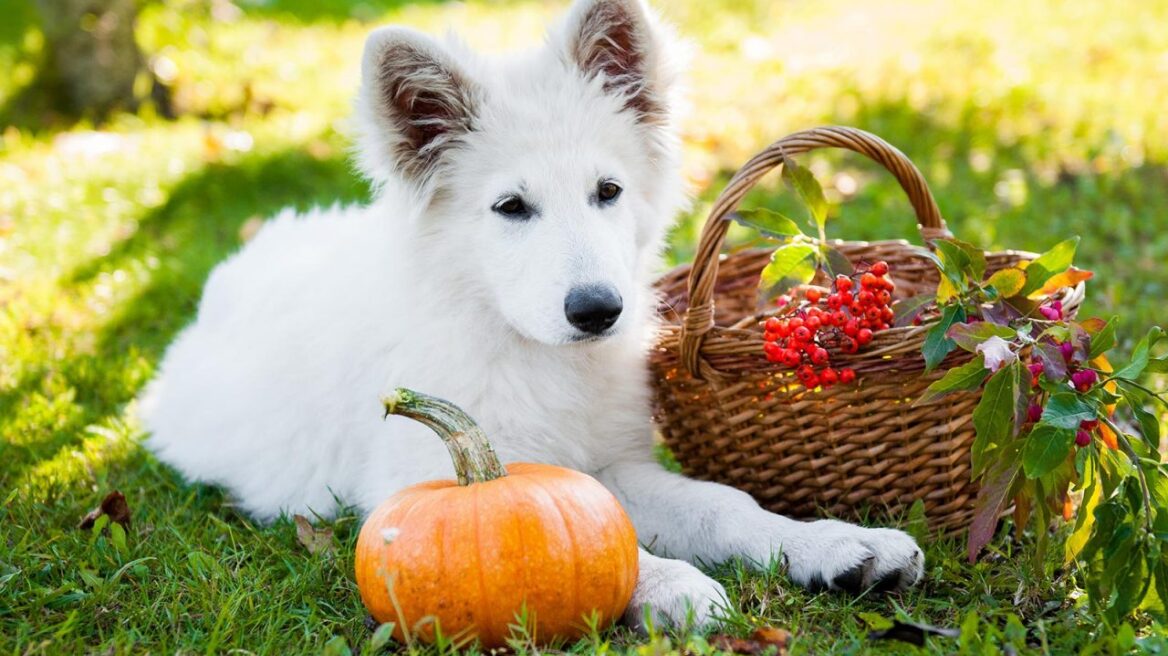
[441,350,651,474]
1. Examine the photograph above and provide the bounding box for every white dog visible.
[140,0,923,629]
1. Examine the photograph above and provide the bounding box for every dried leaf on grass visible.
[710,626,791,654]
[294,514,335,556]
[78,490,132,531]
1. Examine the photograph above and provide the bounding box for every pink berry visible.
[1028,403,1043,423]
[1059,341,1075,362]
[1071,369,1098,391]
[1075,430,1092,447]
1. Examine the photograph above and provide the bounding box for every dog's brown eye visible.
[492,196,528,217]
[598,180,622,203]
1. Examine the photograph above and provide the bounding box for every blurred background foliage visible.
[2,0,1168,652]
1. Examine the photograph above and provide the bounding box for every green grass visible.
[3,0,1168,652]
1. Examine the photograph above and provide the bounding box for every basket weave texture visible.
[650,127,1084,532]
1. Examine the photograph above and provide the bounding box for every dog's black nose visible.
[564,285,623,335]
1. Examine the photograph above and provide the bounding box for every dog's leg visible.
[597,460,924,597]
[624,548,729,631]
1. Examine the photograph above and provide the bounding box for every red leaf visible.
[968,461,1020,562]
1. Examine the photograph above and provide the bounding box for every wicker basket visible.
[650,126,1085,532]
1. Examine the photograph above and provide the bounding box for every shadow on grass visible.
[1,141,371,488]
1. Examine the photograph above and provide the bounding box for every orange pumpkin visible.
[355,388,639,648]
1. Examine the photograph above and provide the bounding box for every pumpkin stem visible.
[382,388,508,485]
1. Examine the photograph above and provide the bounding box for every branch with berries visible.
[915,234,1168,623]
[736,154,1168,622]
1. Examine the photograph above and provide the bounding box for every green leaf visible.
[110,521,128,555]
[1066,462,1101,563]
[917,354,989,405]
[950,238,987,281]
[932,240,973,300]
[923,304,966,371]
[758,243,817,301]
[946,321,1017,353]
[971,361,1024,477]
[1041,393,1098,429]
[370,622,397,650]
[985,267,1027,298]
[1018,237,1079,297]
[1114,326,1166,380]
[1022,424,1076,479]
[322,636,352,656]
[781,155,828,233]
[732,208,806,239]
[820,243,854,277]
[906,498,929,544]
[1120,384,1162,452]
[1085,316,1119,359]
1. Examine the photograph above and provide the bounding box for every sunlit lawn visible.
[3,0,1168,652]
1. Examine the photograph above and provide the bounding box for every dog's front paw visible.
[780,520,924,594]
[624,552,728,632]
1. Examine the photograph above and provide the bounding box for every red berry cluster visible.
[761,261,896,389]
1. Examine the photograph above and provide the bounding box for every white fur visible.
[139,0,922,631]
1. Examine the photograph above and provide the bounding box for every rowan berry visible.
[763,342,782,361]
[806,288,822,303]
[836,275,853,291]
[839,368,857,384]
[861,272,880,289]
[783,349,802,368]
[857,328,874,346]
[806,315,822,331]
[765,317,783,333]
[871,261,889,277]
[793,326,812,342]
[827,294,843,310]
[811,347,830,365]
[820,367,839,385]
[842,337,860,354]
[877,290,892,306]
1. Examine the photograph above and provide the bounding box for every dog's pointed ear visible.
[356,27,480,187]
[560,0,674,125]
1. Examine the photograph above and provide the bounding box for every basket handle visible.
[678,126,951,379]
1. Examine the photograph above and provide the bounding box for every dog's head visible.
[355,0,685,346]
